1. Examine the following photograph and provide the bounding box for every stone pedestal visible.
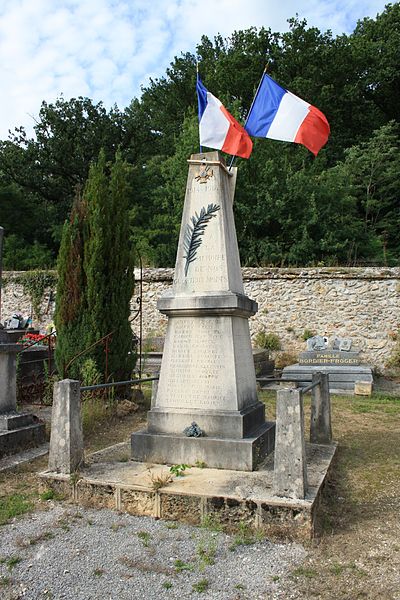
[131,152,275,471]
[0,343,45,458]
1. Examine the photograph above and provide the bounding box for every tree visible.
[55,150,136,381]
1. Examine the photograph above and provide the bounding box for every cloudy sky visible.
[0,0,389,139]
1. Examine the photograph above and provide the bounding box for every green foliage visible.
[302,329,316,341]
[162,581,173,590]
[174,559,194,572]
[54,151,136,381]
[12,270,57,319]
[1,6,400,267]
[229,522,263,551]
[39,489,55,501]
[137,531,151,547]
[192,579,209,593]
[169,464,189,477]
[254,331,281,351]
[0,494,33,525]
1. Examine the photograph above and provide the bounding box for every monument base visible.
[147,402,266,439]
[131,421,275,471]
[0,412,46,458]
[282,364,373,392]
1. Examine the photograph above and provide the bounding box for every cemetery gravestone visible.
[0,227,46,457]
[283,335,373,392]
[131,152,275,470]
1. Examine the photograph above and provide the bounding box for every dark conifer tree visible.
[55,150,136,381]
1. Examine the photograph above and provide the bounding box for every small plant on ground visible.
[194,460,207,468]
[148,470,173,490]
[39,489,55,501]
[165,522,179,530]
[169,464,189,477]
[192,578,209,593]
[0,575,11,587]
[93,568,105,577]
[162,581,173,590]
[174,559,194,572]
[5,556,22,571]
[197,536,217,570]
[302,328,316,341]
[292,566,318,579]
[137,531,151,547]
[200,514,223,532]
[229,522,262,551]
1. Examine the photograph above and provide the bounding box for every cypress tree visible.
[55,150,136,381]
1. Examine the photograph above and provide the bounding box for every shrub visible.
[254,331,281,351]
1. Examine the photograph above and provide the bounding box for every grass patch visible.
[229,522,263,551]
[137,531,151,547]
[93,568,105,577]
[200,514,223,533]
[197,535,217,569]
[162,581,173,590]
[174,559,194,572]
[0,494,34,525]
[1,556,22,571]
[192,578,209,593]
[292,566,318,579]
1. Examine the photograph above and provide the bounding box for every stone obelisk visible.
[131,151,275,470]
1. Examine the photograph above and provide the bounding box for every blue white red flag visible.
[245,74,330,156]
[196,75,253,159]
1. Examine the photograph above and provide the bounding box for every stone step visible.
[0,412,37,431]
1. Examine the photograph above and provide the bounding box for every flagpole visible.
[228,64,268,170]
[196,62,203,154]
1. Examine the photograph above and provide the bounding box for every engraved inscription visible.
[158,319,233,410]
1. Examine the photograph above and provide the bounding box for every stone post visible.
[0,343,20,414]
[310,372,332,444]
[273,388,307,499]
[48,379,84,474]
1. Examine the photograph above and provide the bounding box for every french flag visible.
[245,74,330,156]
[196,75,253,159]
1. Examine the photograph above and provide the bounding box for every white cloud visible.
[0,0,390,139]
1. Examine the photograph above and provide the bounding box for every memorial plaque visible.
[299,350,361,366]
[131,152,275,470]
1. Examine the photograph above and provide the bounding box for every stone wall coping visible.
[134,266,400,282]
[3,266,400,284]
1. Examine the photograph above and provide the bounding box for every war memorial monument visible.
[131,151,275,470]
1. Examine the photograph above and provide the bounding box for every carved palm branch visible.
[183,203,220,276]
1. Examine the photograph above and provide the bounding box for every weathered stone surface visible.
[132,422,275,471]
[310,372,332,444]
[273,389,307,500]
[132,151,274,470]
[48,379,84,474]
[354,380,373,396]
[0,421,46,459]
[0,343,20,413]
[39,439,337,541]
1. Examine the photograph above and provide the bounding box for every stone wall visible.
[1,267,399,370]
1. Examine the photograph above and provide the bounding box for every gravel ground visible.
[0,504,306,600]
